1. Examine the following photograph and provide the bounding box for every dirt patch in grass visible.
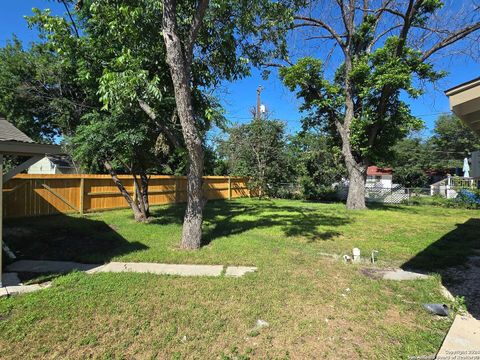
[359,267,387,279]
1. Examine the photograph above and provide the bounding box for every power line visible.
[225,111,449,122]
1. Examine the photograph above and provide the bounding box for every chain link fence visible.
[262,182,437,205]
[337,185,432,204]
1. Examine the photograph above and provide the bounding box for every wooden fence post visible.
[228,176,232,200]
[79,177,85,215]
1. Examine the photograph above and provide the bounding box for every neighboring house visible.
[366,166,393,189]
[28,155,80,174]
[446,77,480,179]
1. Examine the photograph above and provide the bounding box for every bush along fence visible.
[2,174,250,219]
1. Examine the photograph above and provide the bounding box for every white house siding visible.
[27,157,56,174]
[366,174,393,189]
[27,157,78,174]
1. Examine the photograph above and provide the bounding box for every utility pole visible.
[256,85,263,120]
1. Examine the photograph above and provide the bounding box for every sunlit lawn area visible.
[1,199,479,359]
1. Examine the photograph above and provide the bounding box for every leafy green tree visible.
[430,113,480,167]
[385,137,432,188]
[279,0,480,209]
[287,131,345,200]
[385,115,480,188]
[0,38,84,142]
[220,119,291,198]
[24,2,185,222]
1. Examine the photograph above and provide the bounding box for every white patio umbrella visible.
[463,157,470,178]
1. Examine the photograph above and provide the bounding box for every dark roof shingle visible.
[0,118,34,143]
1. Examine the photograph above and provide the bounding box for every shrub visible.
[455,189,480,209]
[404,190,480,209]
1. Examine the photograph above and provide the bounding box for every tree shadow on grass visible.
[402,218,480,319]
[150,200,350,245]
[367,203,426,214]
[3,214,148,264]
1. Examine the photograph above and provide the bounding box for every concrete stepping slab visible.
[225,266,257,277]
[437,314,480,357]
[382,269,431,281]
[5,260,256,280]
[6,260,101,273]
[1,272,51,298]
[88,262,224,277]
[2,261,255,297]
[0,284,50,298]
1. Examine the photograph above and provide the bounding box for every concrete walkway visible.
[436,314,480,359]
[1,260,257,297]
[6,260,257,278]
[88,262,224,277]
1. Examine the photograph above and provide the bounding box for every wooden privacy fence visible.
[2,174,250,219]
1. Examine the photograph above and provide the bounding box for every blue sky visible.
[1,1,479,137]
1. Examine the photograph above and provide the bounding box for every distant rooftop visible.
[0,118,34,143]
[367,166,393,176]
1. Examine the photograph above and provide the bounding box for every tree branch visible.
[185,0,209,65]
[59,0,80,38]
[336,0,351,37]
[138,99,181,148]
[293,15,347,52]
[368,24,402,51]
[421,22,480,61]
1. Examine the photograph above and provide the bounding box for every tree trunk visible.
[338,53,368,210]
[163,0,205,249]
[336,120,367,210]
[103,160,148,222]
[140,173,150,218]
[132,174,150,221]
[346,162,367,210]
[339,138,368,210]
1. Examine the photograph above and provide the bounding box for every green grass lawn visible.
[1,199,479,359]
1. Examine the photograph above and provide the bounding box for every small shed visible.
[0,118,62,287]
